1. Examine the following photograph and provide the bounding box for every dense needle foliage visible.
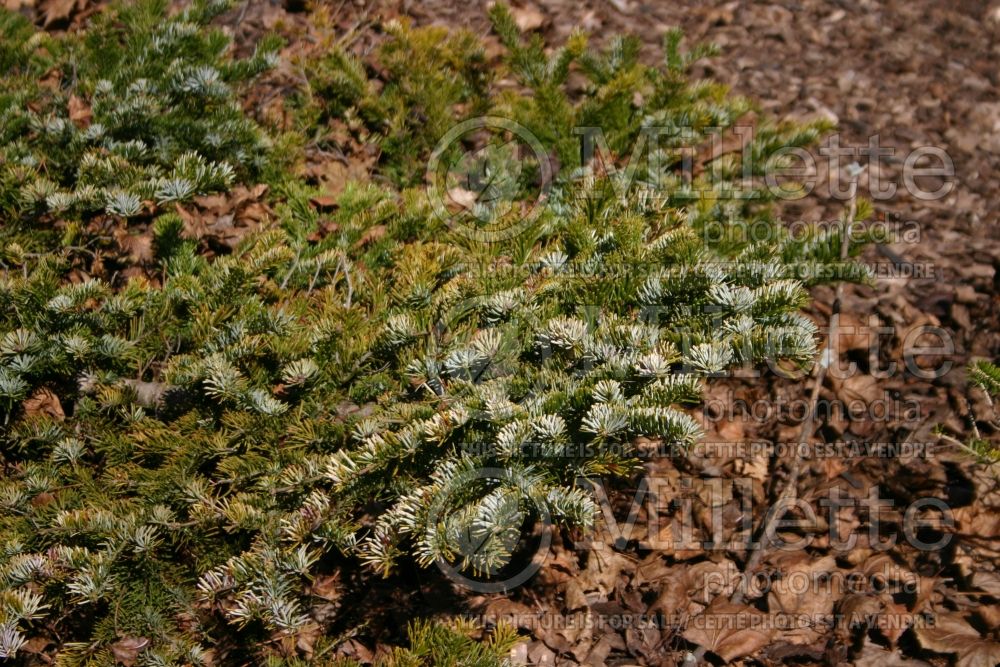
[0,1,870,663]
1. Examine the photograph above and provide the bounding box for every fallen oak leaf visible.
[562,578,588,611]
[578,547,631,598]
[445,186,479,213]
[193,193,229,213]
[647,566,694,619]
[876,601,920,645]
[294,622,322,660]
[18,636,53,656]
[31,492,55,507]
[971,570,1000,597]
[837,373,882,405]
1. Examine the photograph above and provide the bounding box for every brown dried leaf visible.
[23,388,64,421]
[682,598,774,662]
[563,579,588,611]
[648,566,693,618]
[579,547,630,598]
[688,559,740,602]
[335,638,374,663]
[294,622,322,659]
[624,624,661,662]
[976,605,1000,632]
[836,594,882,637]
[309,574,340,602]
[309,195,339,210]
[110,636,150,666]
[304,147,373,196]
[510,4,546,31]
[526,639,555,665]
[42,0,80,28]
[582,634,616,665]
[18,636,52,655]
[480,598,536,630]
[354,224,386,249]
[838,373,881,405]
[766,554,842,644]
[445,186,479,212]
[240,203,270,224]
[114,228,154,264]
[852,640,932,667]
[835,313,874,353]
[193,193,229,213]
[915,612,1000,667]
[971,571,1000,596]
[68,94,92,128]
[31,492,55,507]
[876,600,916,644]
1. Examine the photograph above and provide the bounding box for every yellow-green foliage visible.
[302,5,830,189]
[0,3,862,664]
[0,0,278,250]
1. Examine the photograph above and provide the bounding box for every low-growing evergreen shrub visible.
[0,0,279,255]
[0,3,870,663]
[303,5,836,195]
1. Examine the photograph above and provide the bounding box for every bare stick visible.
[731,164,865,605]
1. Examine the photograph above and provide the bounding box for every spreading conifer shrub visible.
[0,0,279,259]
[0,3,870,663]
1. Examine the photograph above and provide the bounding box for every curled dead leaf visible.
[68,94,92,128]
[110,636,150,666]
[23,388,64,421]
[309,574,341,602]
